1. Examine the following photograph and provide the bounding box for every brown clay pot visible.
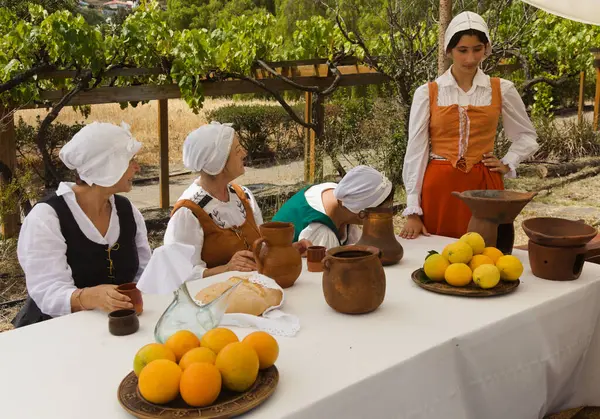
[307,246,326,272]
[253,222,302,288]
[451,190,536,255]
[356,207,403,265]
[522,217,600,281]
[322,245,386,314]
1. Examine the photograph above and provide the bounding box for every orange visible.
[133,343,176,377]
[179,347,217,371]
[444,263,472,287]
[165,330,201,362]
[138,359,182,404]
[469,254,495,272]
[215,342,259,392]
[482,247,503,264]
[201,327,239,355]
[180,363,222,407]
[242,332,279,369]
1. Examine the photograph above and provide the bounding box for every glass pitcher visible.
[154,279,242,344]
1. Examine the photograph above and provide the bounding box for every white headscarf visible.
[333,165,393,213]
[183,121,235,175]
[444,11,492,57]
[59,121,141,187]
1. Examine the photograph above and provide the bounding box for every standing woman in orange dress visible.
[400,11,540,239]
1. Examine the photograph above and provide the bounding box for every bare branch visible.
[35,71,93,185]
[0,63,55,95]
[216,71,316,131]
[521,73,577,92]
[255,60,320,93]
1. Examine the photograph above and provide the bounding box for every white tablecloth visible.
[3,235,600,419]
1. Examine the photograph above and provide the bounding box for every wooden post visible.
[438,0,453,76]
[578,71,585,124]
[591,48,600,131]
[313,97,325,183]
[158,99,169,209]
[0,107,19,238]
[304,92,313,183]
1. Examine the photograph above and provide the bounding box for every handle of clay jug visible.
[252,238,266,272]
[322,255,332,272]
[358,210,367,220]
[376,249,383,259]
[585,241,600,261]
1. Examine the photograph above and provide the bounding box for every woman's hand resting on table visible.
[482,152,510,175]
[400,214,430,240]
[80,284,133,312]
[226,250,257,272]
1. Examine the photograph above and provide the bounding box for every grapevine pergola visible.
[0,57,388,238]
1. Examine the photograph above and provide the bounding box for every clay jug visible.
[253,222,302,288]
[356,207,403,265]
[322,245,386,314]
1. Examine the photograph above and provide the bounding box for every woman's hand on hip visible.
[400,214,430,239]
[82,284,133,312]
[226,250,257,272]
[482,152,510,174]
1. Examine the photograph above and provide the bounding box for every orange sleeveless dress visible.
[421,78,505,238]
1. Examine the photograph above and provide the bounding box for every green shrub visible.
[207,104,304,165]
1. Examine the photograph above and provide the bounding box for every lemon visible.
[423,253,450,282]
[444,241,473,264]
[469,254,495,272]
[444,263,472,286]
[496,255,523,281]
[473,264,501,289]
[482,247,504,264]
[442,244,452,261]
[459,232,486,255]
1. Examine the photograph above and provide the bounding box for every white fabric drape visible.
[520,0,600,25]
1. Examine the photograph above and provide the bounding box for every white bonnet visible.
[59,121,141,187]
[444,11,492,57]
[333,165,393,213]
[182,121,235,175]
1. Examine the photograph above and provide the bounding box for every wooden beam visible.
[158,99,169,209]
[0,107,19,238]
[33,73,389,108]
[304,92,312,183]
[578,71,585,124]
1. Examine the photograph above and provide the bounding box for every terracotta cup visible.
[108,309,139,336]
[116,282,143,315]
[307,246,326,272]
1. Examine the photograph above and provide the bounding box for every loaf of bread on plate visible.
[194,276,283,316]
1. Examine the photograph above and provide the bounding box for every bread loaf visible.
[195,277,283,316]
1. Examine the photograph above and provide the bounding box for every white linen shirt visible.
[163,180,263,278]
[402,66,540,216]
[17,182,151,317]
[297,182,361,249]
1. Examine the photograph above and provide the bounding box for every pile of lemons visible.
[423,232,524,289]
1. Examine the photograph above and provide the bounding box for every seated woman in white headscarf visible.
[164,121,311,279]
[13,122,152,328]
[271,165,394,249]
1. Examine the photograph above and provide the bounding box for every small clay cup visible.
[307,246,326,272]
[116,282,143,315]
[108,309,139,336]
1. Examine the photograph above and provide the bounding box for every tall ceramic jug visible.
[356,207,403,265]
[253,222,302,288]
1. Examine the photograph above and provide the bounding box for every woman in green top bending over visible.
[272,165,394,249]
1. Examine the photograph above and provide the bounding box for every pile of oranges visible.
[132,328,279,407]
